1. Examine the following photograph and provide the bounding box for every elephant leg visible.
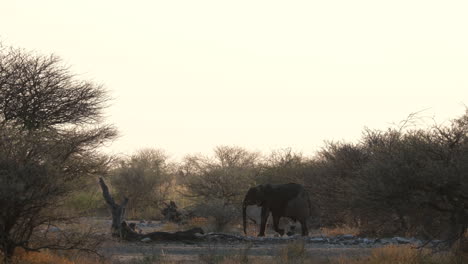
[258,206,269,237]
[272,214,284,236]
[299,219,309,236]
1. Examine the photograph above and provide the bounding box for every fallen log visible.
[120,221,204,242]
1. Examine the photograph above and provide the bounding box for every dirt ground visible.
[81,218,376,263]
[100,240,373,263]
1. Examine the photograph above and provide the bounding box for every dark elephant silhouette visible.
[242,183,318,236]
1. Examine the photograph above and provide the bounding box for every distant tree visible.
[0,46,116,263]
[306,141,367,226]
[312,111,468,247]
[353,113,468,243]
[110,149,174,218]
[180,146,260,205]
[179,146,260,230]
[258,149,309,184]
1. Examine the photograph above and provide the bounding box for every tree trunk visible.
[98,177,128,237]
[2,242,15,264]
[98,177,205,242]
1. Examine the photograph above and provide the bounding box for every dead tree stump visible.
[98,177,204,242]
[98,177,128,237]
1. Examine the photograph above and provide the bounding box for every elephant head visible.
[242,184,270,234]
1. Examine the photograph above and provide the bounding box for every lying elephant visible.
[242,183,318,237]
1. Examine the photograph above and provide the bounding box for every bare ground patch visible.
[78,218,423,263]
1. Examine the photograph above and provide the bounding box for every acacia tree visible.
[110,149,174,218]
[180,146,259,204]
[353,114,468,242]
[0,46,116,262]
[311,112,468,245]
[258,149,310,185]
[311,142,368,226]
[179,146,259,230]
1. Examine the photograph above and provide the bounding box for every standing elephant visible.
[242,183,316,236]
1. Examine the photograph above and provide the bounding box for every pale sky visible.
[1,1,467,159]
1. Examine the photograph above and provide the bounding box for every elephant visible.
[242,183,316,237]
[245,205,300,236]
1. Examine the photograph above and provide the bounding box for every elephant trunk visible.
[242,200,248,235]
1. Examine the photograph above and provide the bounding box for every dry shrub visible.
[321,225,359,237]
[186,217,210,228]
[0,246,104,264]
[244,223,260,237]
[0,249,77,264]
[157,222,180,232]
[14,250,73,264]
[73,217,110,234]
[189,199,240,232]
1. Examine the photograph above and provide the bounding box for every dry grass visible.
[321,225,360,237]
[0,249,104,264]
[157,222,181,232]
[216,245,467,264]
[5,220,466,264]
[242,223,262,237]
[186,217,209,228]
[278,240,308,264]
[7,244,463,264]
[333,245,468,264]
[12,250,73,264]
[198,243,257,264]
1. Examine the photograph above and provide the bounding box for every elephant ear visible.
[257,184,272,200]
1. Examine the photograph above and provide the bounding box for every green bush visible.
[65,191,103,214]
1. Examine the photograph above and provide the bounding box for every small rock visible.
[309,237,326,243]
[361,238,374,244]
[48,227,61,232]
[377,238,393,245]
[340,234,355,240]
[394,237,411,244]
[141,237,152,243]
